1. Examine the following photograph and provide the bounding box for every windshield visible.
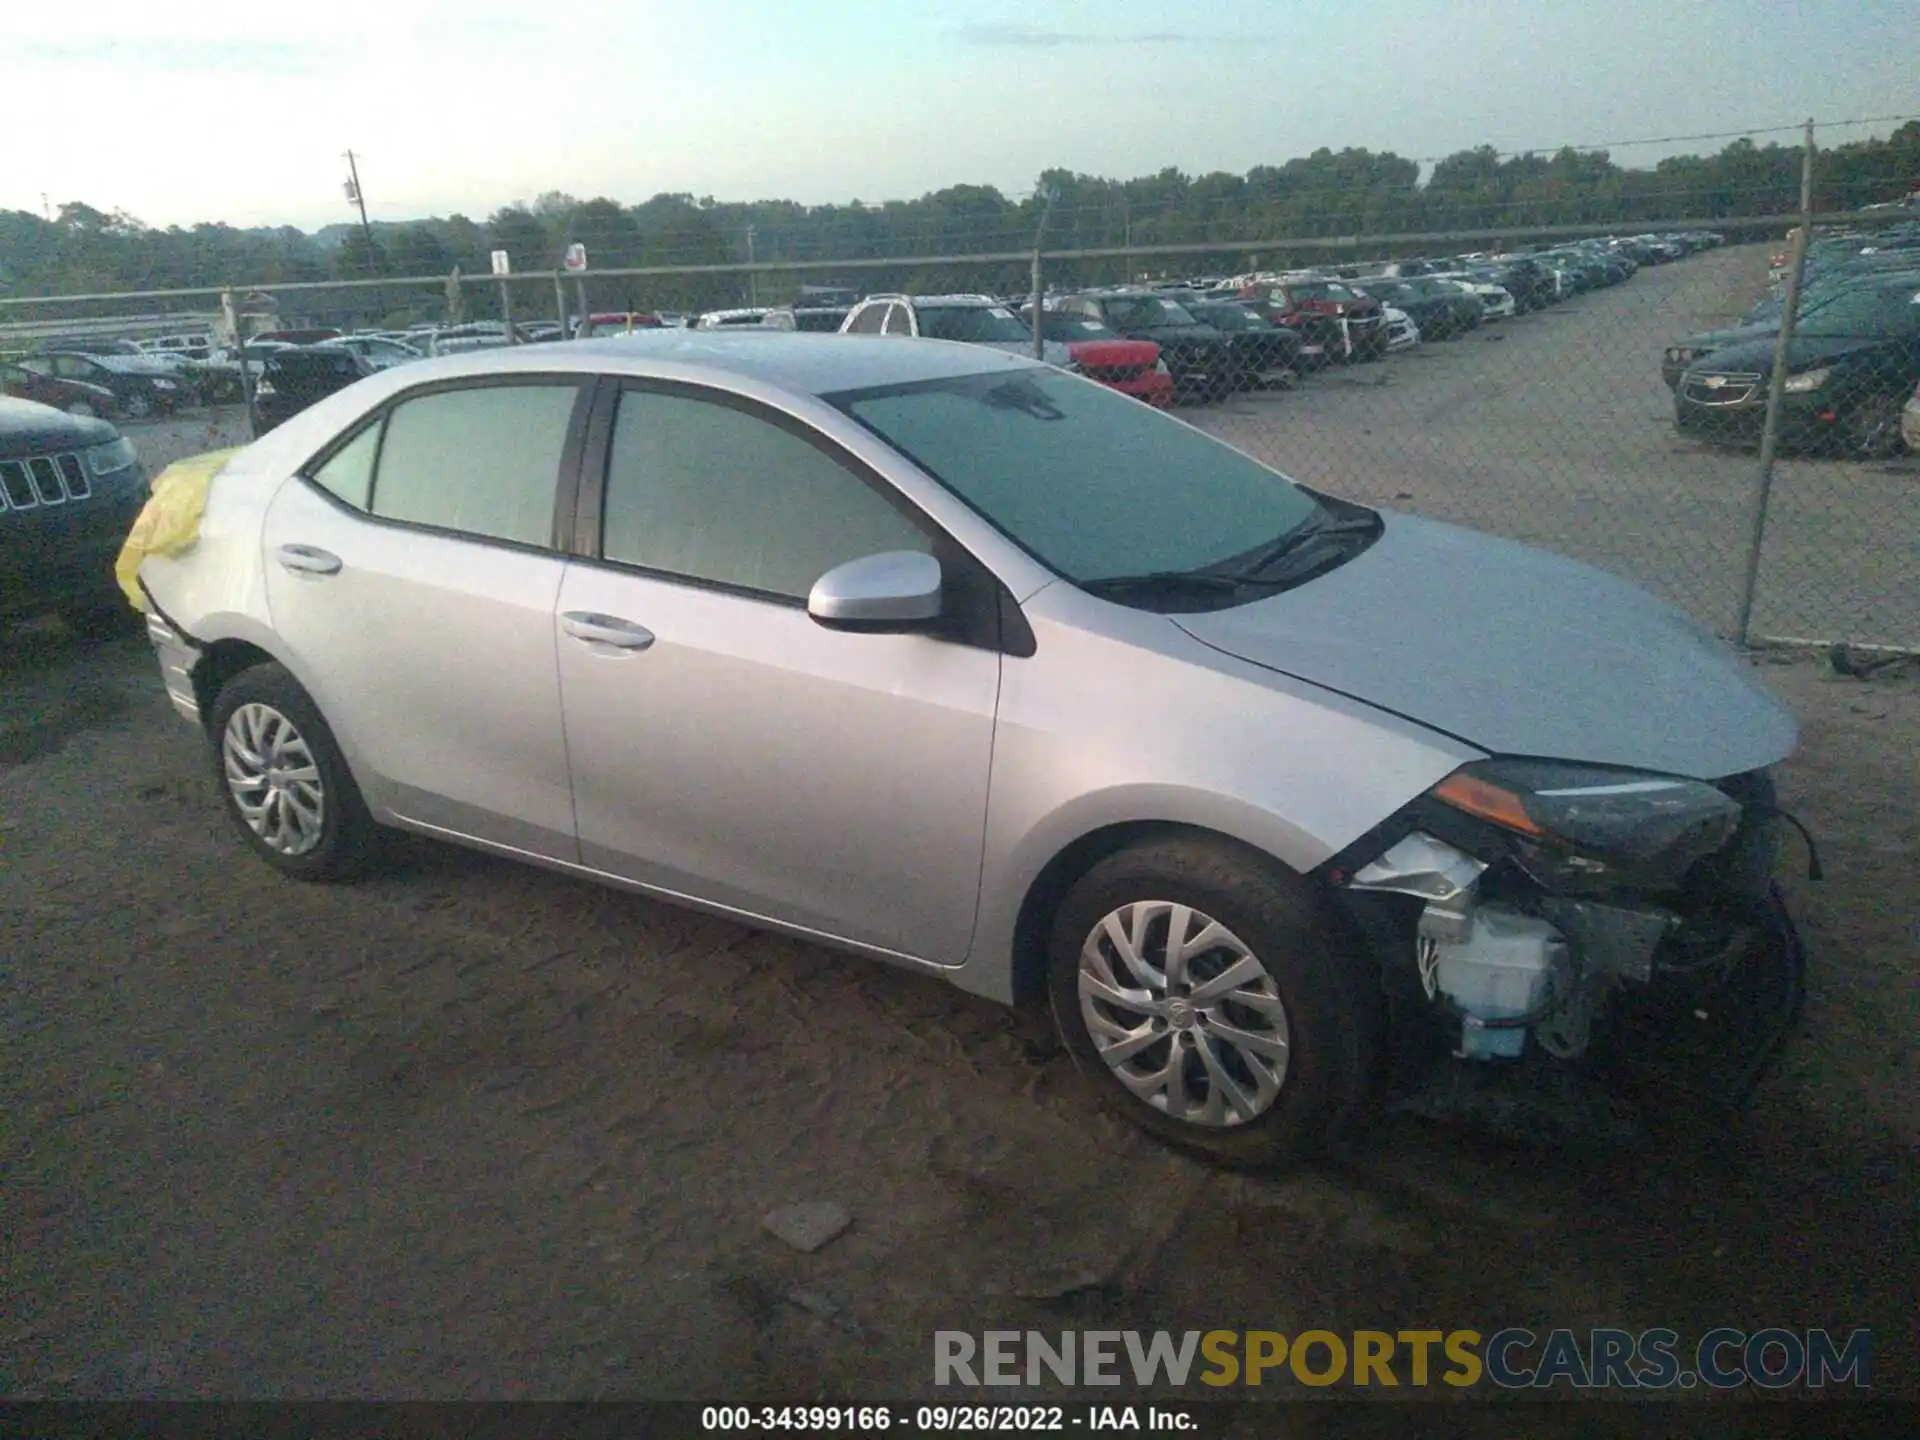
[830,368,1323,583]
[918,305,1031,344]
[1106,297,1196,328]
[1201,304,1269,331]
[1049,316,1119,340]
[1795,284,1920,338]
[1288,282,1360,303]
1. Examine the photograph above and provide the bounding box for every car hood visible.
[0,395,118,450]
[1130,323,1228,345]
[1694,332,1901,373]
[1069,338,1159,367]
[1676,321,1777,352]
[1171,512,1797,780]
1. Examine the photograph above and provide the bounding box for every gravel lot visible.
[1193,244,1920,650]
[5,258,1917,1404]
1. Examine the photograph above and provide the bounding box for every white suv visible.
[840,294,1072,367]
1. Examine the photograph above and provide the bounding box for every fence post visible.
[1733,118,1816,646]
[552,271,568,335]
[1029,250,1045,358]
[499,274,516,342]
[223,286,258,441]
[1030,187,1056,360]
[574,274,592,338]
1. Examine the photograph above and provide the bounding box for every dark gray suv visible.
[0,397,150,635]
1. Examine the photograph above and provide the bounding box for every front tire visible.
[209,662,380,882]
[1046,836,1378,1168]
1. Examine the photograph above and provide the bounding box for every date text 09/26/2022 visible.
[701,1407,1193,1432]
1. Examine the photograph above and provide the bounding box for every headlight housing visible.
[84,436,139,477]
[1782,366,1830,393]
[1428,758,1743,893]
[1665,346,1698,365]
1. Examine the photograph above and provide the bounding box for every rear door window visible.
[368,382,581,547]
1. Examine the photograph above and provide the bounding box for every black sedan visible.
[1675,277,1920,458]
[1181,299,1306,388]
[1352,278,1480,341]
[19,352,190,419]
[255,347,378,433]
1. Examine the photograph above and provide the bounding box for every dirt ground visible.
[4,254,1917,1408]
[3,632,1915,1407]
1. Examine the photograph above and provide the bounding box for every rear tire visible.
[1046,836,1378,1168]
[208,662,381,882]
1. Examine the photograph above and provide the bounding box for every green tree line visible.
[2,124,1913,314]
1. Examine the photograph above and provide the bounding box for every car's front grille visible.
[0,453,90,511]
[1683,371,1762,406]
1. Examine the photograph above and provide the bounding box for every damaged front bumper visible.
[1324,765,1811,1140]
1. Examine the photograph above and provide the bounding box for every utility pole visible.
[343,149,384,321]
[745,224,758,306]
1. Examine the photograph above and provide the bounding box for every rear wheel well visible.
[1009,821,1302,1005]
[191,640,278,731]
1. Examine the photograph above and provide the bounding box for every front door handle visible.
[562,611,655,650]
[277,543,342,576]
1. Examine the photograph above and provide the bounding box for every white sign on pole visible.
[563,243,588,272]
[490,250,511,276]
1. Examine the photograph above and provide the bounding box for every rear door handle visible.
[277,543,342,576]
[561,611,655,650]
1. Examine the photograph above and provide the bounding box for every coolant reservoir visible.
[1431,904,1569,1060]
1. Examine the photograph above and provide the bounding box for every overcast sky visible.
[8,0,1917,231]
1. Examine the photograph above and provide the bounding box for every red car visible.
[1032,311,1174,406]
[1237,278,1388,363]
[580,312,664,334]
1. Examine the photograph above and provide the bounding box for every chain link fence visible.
[5,205,1916,653]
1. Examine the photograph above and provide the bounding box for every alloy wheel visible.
[222,702,326,855]
[1077,900,1291,1127]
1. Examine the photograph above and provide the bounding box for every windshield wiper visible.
[1215,509,1383,584]
[1079,571,1268,599]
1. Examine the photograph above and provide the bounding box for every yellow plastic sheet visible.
[114,448,242,611]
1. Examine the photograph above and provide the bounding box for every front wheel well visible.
[1008,821,1308,1005]
[190,639,279,731]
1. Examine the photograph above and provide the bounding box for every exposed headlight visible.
[1782,366,1830,393]
[1154,359,1171,375]
[84,436,139,476]
[1430,758,1742,891]
[151,378,176,390]
[256,378,277,397]
[1665,346,1698,365]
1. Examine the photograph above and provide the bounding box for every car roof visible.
[346,331,1041,397]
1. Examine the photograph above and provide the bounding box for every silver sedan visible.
[137,332,1805,1165]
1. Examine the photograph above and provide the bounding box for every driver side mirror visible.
[807,550,943,632]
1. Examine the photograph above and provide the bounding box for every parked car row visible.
[1667,220,1920,459]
